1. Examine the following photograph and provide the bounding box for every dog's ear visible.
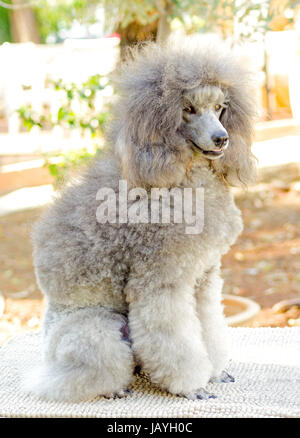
[114,132,188,188]
[110,44,192,188]
[212,78,258,187]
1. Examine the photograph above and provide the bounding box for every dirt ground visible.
[223,179,300,327]
[1,175,300,345]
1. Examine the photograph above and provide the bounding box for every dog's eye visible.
[215,104,222,111]
[183,105,195,114]
[220,105,228,120]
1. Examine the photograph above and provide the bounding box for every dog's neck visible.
[185,154,208,174]
[182,154,226,189]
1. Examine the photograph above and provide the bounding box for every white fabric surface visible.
[0,328,299,418]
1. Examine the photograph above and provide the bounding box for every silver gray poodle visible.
[25,38,257,402]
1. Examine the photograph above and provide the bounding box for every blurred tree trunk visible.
[263,47,272,120]
[9,0,40,43]
[116,0,174,56]
[116,20,158,58]
[155,0,173,45]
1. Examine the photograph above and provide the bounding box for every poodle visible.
[26,38,257,402]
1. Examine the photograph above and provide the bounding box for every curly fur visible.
[25,38,257,402]
[111,38,257,188]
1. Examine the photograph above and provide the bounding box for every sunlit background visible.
[0,0,300,345]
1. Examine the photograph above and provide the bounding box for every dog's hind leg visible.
[195,265,233,382]
[23,306,135,401]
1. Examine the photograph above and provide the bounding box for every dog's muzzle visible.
[189,136,229,160]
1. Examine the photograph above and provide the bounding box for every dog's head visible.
[179,85,229,160]
[110,39,258,188]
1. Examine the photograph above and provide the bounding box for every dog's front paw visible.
[210,370,235,383]
[181,388,216,400]
[104,389,132,399]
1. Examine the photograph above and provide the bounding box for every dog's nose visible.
[211,132,229,149]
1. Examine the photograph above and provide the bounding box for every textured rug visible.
[0,328,300,418]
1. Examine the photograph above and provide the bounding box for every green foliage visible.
[23,0,299,44]
[0,4,11,43]
[18,74,108,135]
[51,74,108,137]
[232,0,278,42]
[45,146,101,188]
[34,0,100,43]
[17,74,110,187]
[171,0,299,40]
[237,0,299,41]
[16,105,44,131]
[101,0,159,30]
[32,0,300,44]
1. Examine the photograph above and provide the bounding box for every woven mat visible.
[0,328,300,418]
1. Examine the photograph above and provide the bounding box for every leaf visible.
[57,106,67,121]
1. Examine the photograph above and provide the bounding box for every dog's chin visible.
[198,149,225,160]
[188,140,227,160]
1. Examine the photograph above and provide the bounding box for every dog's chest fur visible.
[181,164,243,253]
